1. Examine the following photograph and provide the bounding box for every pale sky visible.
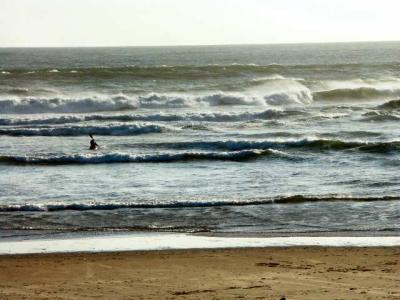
[1,0,399,47]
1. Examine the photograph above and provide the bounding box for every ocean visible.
[1,42,400,239]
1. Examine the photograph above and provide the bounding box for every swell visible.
[0,149,282,165]
[361,111,400,122]
[132,139,400,153]
[0,63,396,80]
[0,64,311,80]
[358,99,400,121]
[1,195,398,212]
[313,87,400,101]
[377,99,400,110]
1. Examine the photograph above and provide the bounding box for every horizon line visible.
[1,39,400,49]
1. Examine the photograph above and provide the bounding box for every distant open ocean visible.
[1,42,400,239]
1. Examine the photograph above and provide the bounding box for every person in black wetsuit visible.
[89,134,98,150]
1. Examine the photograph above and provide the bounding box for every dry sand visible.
[0,247,399,299]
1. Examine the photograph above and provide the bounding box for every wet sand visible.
[0,247,399,299]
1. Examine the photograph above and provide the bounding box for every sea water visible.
[1,43,400,237]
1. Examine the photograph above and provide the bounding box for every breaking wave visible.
[0,109,305,126]
[0,123,168,136]
[0,97,137,114]
[1,195,398,212]
[6,82,400,115]
[2,86,399,115]
[0,92,303,114]
[137,92,267,108]
[0,149,283,165]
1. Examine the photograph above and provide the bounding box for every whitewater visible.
[1,43,400,238]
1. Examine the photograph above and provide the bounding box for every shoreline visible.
[1,247,399,299]
[1,232,400,255]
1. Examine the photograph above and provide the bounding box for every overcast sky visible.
[1,0,399,47]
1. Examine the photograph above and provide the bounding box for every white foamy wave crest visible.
[138,91,308,107]
[0,90,312,114]
[251,74,305,83]
[137,93,264,108]
[0,109,304,126]
[0,97,137,114]
[0,123,169,136]
[265,89,313,105]
[0,93,261,113]
[245,75,314,105]
[198,93,264,106]
[263,81,313,105]
[2,149,279,164]
[1,195,398,212]
[252,74,286,81]
[137,93,195,108]
[0,115,88,126]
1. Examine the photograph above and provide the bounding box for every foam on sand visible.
[0,233,399,255]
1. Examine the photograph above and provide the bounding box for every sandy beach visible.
[0,247,399,299]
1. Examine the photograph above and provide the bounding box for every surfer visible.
[89,134,99,150]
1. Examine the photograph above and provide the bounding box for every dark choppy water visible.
[1,43,400,237]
